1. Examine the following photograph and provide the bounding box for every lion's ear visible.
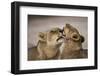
[80,35,85,43]
[38,32,46,41]
[65,24,71,28]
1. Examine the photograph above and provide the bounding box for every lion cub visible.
[61,24,87,59]
[37,28,63,60]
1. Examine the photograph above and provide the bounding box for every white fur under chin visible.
[58,42,65,59]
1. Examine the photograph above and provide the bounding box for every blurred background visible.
[28,15,88,49]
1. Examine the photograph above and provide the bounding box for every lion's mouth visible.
[56,36,64,43]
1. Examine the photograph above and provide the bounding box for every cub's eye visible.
[50,30,58,34]
[62,32,66,36]
[50,30,55,32]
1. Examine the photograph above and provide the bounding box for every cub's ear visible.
[65,23,71,28]
[38,32,46,41]
[80,35,85,43]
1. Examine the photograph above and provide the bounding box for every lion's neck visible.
[60,42,82,59]
[45,44,59,59]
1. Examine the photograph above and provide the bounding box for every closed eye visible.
[62,32,66,37]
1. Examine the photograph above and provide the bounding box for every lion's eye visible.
[62,32,66,36]
[50,30,55,33]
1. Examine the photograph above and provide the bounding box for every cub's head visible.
[62,24,84,50]
[38,28,63,46]
[47,28,63,46]
[38,28,63,59]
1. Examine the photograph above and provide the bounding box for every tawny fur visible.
[28,28,63,60]
[37,28,63,60]
[61,24,87,59]
[28,24,87,60]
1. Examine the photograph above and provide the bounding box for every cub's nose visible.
[59,29,66,37]
[71,33,80,41]
[59,29,63,33]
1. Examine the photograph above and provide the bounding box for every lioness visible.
[28,28,63,60]
[61,24,87,59]
[37,28,63,60]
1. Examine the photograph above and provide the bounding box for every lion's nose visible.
[71,33,80,41]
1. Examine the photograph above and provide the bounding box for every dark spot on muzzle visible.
[56,36,63,42]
